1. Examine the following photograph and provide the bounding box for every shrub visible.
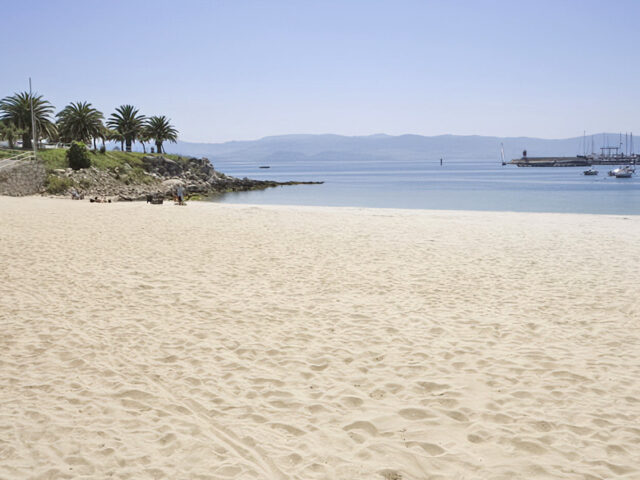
[99,144,106,154]
[46,175,76,194]
[67,141,91,170]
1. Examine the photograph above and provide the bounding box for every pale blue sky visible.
[2,0,639,142]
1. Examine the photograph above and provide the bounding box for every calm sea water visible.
[209,157,640,215]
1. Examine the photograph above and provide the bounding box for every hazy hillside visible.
[165,133,631,164]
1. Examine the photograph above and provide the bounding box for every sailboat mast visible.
[619,132,622,156]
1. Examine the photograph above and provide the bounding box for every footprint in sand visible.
[369,389,386,400]
[511,438,547,455]
[264,390,293,398]
[158,355,178,363]
[398,408,434,420]
[347,431,366,444]
[341,396,364,408]
[414,381,450,394]
[380,469,403,480]
[530,420,553,432]
[343,420,379,436]
[309,363,329,371]
[385,383,404,394]
[279,452,303,466]
[251,377,285,387]
[442,410,469,422]
[269,422,306,436]
[407,441,446,456]
[306,404,327,414]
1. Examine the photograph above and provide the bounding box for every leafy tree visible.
[106,105,145,152]
[57,101,104,149]
[145,115,178,154]
[0,91,57,149]
[67,141,91,170]
[0,120,23,149]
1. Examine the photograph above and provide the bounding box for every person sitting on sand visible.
[176,185,185,205]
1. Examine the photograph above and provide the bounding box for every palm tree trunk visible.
[125,139,132,152]
[156,141,163,154]
[120,140,124,151]
[141,142,146,154]
[22,132,32,150]
[93,138,97,150]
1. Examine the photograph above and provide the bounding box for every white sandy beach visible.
[0,196,639,480]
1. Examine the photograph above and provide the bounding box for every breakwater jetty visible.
[510,155,639,167]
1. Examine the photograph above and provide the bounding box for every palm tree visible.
[0,120,23,149]
[138,128,151,154]
[145,115,178,154]
[98,125,111,150]
[57,101,104,149]
[106,105,145,152]
[0,91,57,149]
[104,127,124,151]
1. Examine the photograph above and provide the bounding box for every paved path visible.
[0,152,34,170]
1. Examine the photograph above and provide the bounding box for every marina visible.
[509,133,639,167]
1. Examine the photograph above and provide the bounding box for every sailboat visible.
[500,143,506,166]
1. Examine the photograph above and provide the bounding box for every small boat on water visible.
[615,166,634,178]
[583,167,598,176]
[259,166,271,169]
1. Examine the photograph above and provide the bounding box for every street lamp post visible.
[29,77,37,158]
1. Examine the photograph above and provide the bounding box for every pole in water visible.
[29,77,37,157]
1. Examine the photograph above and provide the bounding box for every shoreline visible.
[13,193,640,217]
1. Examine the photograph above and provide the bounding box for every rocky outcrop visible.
[142,155,218,181]
[52,167,162,200]
[0,160,47,196]
[46,155,322,201]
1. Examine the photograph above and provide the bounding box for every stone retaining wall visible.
[0,160,47,196]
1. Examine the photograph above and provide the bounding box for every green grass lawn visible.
[1,147,187,190]
[2,147,191,194]
[33,148,183,172]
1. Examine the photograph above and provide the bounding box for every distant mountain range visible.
[165,133,633,164]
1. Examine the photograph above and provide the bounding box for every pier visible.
[511,135,639,167]
[509,157,590,167]
[509,156,639,167]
